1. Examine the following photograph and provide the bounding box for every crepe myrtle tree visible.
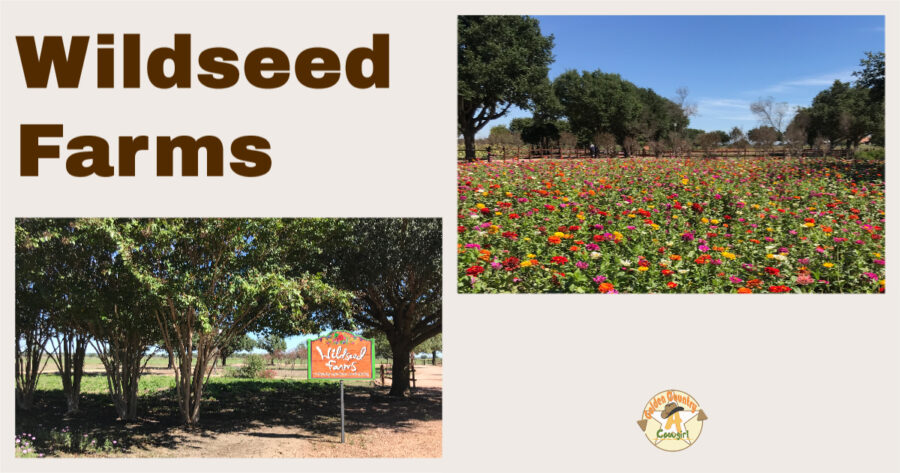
[106,218,351,426]
[287,219,442,397]
[458,15,555,161]
[15,218,99,413]
[15,219,54,410]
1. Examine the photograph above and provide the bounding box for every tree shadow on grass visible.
[15,378,441,456]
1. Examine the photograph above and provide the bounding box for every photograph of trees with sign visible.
[458,15,885,294]
[15,217,441,458]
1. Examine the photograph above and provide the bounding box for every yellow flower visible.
[495,211,502,216]
[681,178,689,185]
[672,215,679,219]
[711,219,719,224]
[526,254,536,258]
[476,203,485,209]
[554,232,565,237]
[823,262,834,268]
[766,254,775,259]
[628,214,636,218]
[520,260,532,268]
[488,225,499,234]
[637,266,649,272]
[701,217,709,224]
[651,224,660,230]
[721,251,736,260]
[803,222,815,228]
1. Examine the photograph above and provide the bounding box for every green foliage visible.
[258,334,287,355]
[233,354,266,378]
[288,219,442,396]
[854,146,885,161]
[458,15,555,157]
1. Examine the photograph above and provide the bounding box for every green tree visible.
[107,218,350,426]
[289,219,441,397]
[219,334,256,366]
[458,15,555,160]
[748,126,779,154]
[807,80,874,152]
[852,51,885,146]
[258,334,287,365]
[553,70,644,153]
[15,219,55,410]
[416,333,443,365]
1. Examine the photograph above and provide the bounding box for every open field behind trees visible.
[16,218,441,458]
[458,156,885,294]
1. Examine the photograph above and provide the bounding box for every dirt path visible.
[130,418,441,458]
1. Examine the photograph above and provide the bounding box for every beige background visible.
[2,1,898,472]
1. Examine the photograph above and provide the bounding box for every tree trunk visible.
[463,123,476,161]
[167,350,174,369]
[431,350,437,365]
[221,354,227,366]
[388,342,413,397]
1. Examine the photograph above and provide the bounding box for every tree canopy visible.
[458,15,555,160]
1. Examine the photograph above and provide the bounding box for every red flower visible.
[764,267,780,276]
[768,285,791,293]
[550,256,569,265]
[692,203,704,214]
[661,269,674,276]
[457,225,467,233]
[667,281,678,289]
[502,257,520,271]
[466,265,484,276]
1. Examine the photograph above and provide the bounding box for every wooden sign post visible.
[307,331,374,443]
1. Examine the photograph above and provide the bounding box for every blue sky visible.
[477,15,885,137]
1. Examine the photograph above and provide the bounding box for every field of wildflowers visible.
[458,157,885,294]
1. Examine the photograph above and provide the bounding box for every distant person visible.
[589,143,598,159]
[486,145,492,162]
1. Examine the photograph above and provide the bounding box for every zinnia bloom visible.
[465,265,484,276]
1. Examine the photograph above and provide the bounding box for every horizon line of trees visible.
[458,15,884,160]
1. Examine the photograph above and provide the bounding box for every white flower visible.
[620,259,632,267]
[590,252,601,259]
[678,269,689,274]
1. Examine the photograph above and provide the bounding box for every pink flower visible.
[796,274,815,285]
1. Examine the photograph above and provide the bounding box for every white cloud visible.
[759,70,854,93]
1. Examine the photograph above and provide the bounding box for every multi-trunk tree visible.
[106,218,351,426]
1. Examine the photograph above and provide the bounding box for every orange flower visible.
[737,287,752,294]
[597,282,615,293]
[669,254,682,261]
[548,235,562,245]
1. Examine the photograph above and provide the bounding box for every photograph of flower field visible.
[16,218,442,457]
[457,16,885,294]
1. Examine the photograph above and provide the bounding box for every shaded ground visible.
[15,367,442,458]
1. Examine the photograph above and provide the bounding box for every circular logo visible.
[637,389,707,452]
